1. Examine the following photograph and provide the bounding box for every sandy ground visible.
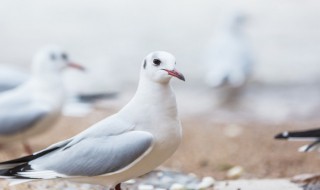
[0,104,319,189]
[0,82,319,189]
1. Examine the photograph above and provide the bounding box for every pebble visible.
[224,124,243,138]
[157,172,164,177]
[124,179,136,184]
[170,183,185,190]
[29,170,214,190]
[138,184,155,190]
[227,166,244,179]
[197,176,215,189]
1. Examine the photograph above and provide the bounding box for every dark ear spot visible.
[143,59,147,69]
[61,53,68,60]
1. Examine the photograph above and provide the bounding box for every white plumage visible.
[0,45,84,153]
[0,51,185,190]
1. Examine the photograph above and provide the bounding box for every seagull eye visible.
[153,59,161,66]
[61,53,68,60]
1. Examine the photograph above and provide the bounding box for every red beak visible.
[68,62,85,71]
[163,69,185,81]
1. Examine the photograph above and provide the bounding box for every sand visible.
[0,104,317,189]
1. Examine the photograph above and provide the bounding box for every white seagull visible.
[204,13,253,89]
[0,51,185,190]
[0,45,84,153]
[275,128,320,152]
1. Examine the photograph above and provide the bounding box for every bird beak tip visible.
[68,62,86,72]
[180,75,186,82]
[164,69,186,82]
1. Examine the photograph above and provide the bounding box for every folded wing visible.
[0,130,153,179]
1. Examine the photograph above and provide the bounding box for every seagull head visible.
[32,45,85,76]
[227,12,247,33]
[141,51,185,84]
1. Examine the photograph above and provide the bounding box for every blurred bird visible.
[62,61,119,117]
[275,128,320,152]
[204,12,253,106]
[63,59,119,103]
[292,173,320,190]
[0,51,184,190]
[0,57,113,117]
[205,12,253,88]
[0,65,29,92]
[0,45,84,154]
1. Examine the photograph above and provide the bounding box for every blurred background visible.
[1,0,320,186]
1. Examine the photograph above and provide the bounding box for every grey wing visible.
[0,66,29,92]
[26,131,153,177]
[0,102,50,135]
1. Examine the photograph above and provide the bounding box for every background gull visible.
[275,128,320,152]
[0,56,117,117]
[204,12,253,107]
[0,51,185,190]
[0,45,84,154]
[62,60,119,117]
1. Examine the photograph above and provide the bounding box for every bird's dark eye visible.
[153,59,161,66]
[50,54,56,60]
[61,53,68,60]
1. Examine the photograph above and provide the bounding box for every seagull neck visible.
[30,73,64,92]
[135,78,172,100]
[122,76,176,114]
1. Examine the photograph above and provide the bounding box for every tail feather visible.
[0,144,61,181]
[275,128,320,153]
[0,163,24,170]
[0,138,73,186]
[275,128,320,140]
[298,140,320,152]
[0,162,34,180]
[0,146,60,167]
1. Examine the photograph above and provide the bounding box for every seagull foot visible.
[115,183,121,190]
[22,142,33,155]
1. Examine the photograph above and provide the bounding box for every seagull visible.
[0,56,111,117]
[292,173,320,190]
[204,13,253,107]
[204,12,253,89]
[0,45,84,154]
[0,51,185,190]
[0,64,29,92]
[275,128,320,152]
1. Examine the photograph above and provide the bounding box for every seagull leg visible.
[115,183,121,190]
[22,142,33,155]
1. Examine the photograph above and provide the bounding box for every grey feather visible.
[0,66,29,92]
[0,96,49,135]
[31,131,153,176]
